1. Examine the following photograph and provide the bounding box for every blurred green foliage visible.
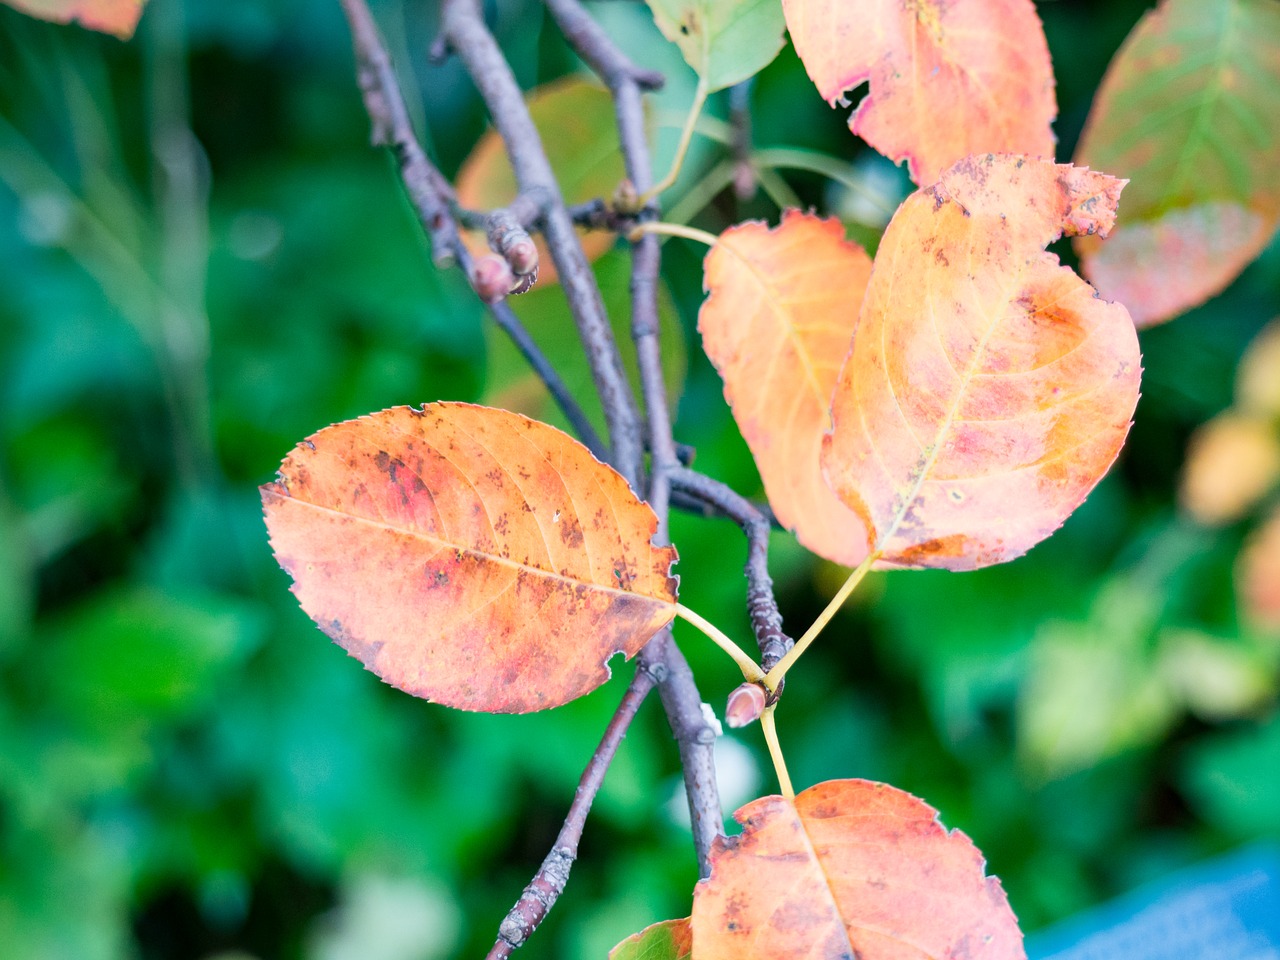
[1,1,1278,958]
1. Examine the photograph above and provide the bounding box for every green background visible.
[1,1,1278,958]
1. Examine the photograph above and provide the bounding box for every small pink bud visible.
[505,237,539,277]
[725,682,766,729]
[471,255,515,303]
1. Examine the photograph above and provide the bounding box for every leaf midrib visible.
[269,491,676,608]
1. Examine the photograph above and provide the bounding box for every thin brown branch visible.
[544,0,726,878]
[336,0,604,459]
[441,0,645,488]
[728,80,757,201]
[671,466,792,673]
[484,663,663,960]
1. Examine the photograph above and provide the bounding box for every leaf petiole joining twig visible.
[675,603,765,683]
[759,704,794,800]
[640,74,709,204]
[763,549,881,690]
[628,221,719,248]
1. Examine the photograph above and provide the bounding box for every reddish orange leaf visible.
[781,0,1056,186]
[1238,505,1280,632]
[1073,0,1280,327]
[3,0,144,38]
[823,155,1141,570]
[261,403,678,713]
[692,779,1024,960]
[455,77,626,286]
[610,918,692,960]
[1180,413,1280,526]
[699,211,871,566]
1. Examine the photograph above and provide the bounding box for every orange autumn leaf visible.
[823,155,1141,570]
[455,77,625,287]
[699,211,871,566]
[781,0,1056,186]
[1180,413,1280,526]
[1073,0,1280,327]
[691,779,1024,960]
[261,403,678,714]
[1238,505,1280,632]
[2,0,144,37]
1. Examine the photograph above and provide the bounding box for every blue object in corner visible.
[1028,844,1280,960]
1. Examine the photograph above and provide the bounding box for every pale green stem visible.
[641,74,709,203]
[664,158,737,227]
[628,221,719,248]
[752,164,802,210]
[653,110,734,147]
[675,603,765,683]
[760,705,794,800]
[763,549,881,690]
[752,147,898,221]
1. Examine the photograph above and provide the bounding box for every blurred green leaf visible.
[644,0,785,92]
[37,587,264,727]
[1182,711,1280,838]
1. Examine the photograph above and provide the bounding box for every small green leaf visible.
[609,918,692,960]
[644,0,785,91]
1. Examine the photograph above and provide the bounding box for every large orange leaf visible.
[1073,0,1280,327]
[261,403,678,713]
[3,0,144,38]
[455,77,626,286]
[823,155,1141,570]
[691,779,1023,960]
[698,211,870,566]
[781,0,1056,186]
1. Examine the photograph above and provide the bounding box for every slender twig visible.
[728,79,755,201]
[670,466,791,672]
[655,625,723,875]
[486,291,607,460]
[440,0,644,487]
[484,664,663,960]
[336,0,603,458]
[544,0,726,879]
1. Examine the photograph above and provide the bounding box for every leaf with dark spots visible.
[691,780,1025,960]
[823,155,1142,571]
[262,403,678,713]
[782,0,1056,186]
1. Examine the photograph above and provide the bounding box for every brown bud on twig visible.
[505,236,540,278]
[612,179,640,216]
[725,682,767,729]
[471,254,516,304]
